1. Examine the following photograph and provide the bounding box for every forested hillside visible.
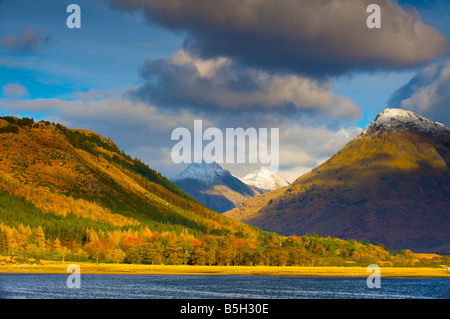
[0,116,435,267]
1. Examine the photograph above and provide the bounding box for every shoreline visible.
[1,262,449,278]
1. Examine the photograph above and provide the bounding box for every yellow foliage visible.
[0,172,139,227]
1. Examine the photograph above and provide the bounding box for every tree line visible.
[2,220,434,267]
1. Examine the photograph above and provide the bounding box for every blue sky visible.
[1,0,449,181]
[0,0,181,94]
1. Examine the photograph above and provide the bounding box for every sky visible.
[0,0,449,182]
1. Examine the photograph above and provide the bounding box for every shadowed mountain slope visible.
[225,109,450,254]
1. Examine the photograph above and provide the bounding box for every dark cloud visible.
[109,0,449,77]
[389,56,450,126]
[0,25,52,53]
[128,50,361,124]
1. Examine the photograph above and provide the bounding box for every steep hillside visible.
[0,117,259,241]
[225,109,450,254]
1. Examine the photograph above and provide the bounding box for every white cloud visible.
[2,82,29,98]
[275,125,362,182]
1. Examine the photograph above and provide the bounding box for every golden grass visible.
[1,261,449,278]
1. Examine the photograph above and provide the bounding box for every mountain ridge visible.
[361,108,448,136]
[225,108,450,254]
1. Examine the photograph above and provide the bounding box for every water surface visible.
[0,274,448,299]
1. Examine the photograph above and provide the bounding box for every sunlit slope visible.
[0,117,260,239]
[225,110,450,253]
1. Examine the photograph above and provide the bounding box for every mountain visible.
[0,117,269,257]
[170,162,260,213]
[0,116,430,266]
[240,169,290,193]
[225,108,450,254]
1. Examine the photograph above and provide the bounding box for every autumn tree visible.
[53,238,62,251]
[141,240,163,265]
[5,227,18,255]
[52,237,69,263]
[163,239,183,265]
[177,233,194,265]
[0,228,7,254]
[124,246,141,264]
[17,224,31,251]
[35,226,46,250]
[105,249,126,264]
[85,240,105,264]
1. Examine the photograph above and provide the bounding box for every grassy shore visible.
[1,261,449,278]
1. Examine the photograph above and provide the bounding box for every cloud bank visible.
[130,50,361,123]
[109,0,449,77]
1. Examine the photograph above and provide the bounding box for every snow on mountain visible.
[170,161,259,213]
[170,161,230,185]
[240,169,289,192]
[362,108,448,136]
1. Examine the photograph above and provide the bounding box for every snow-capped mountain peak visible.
[170,161,228,184]
[362,108,448,136]
[241,169,289,192]
[170,161,259,213]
